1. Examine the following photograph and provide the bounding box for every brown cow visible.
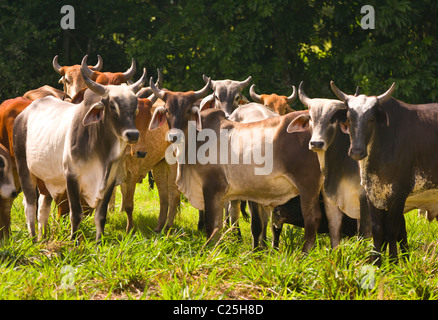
[249,84,297,115]
[53,55,103,98]
[53,55,136,98]
[148,77,325,252]
[23,85,70,101]
[120,96,180,233]
[0,97,33,240]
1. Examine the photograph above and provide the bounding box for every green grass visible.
[1,181,438,300]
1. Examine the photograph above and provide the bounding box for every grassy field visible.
[1,180,438,300]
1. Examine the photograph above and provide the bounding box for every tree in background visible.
[0,0,436,105]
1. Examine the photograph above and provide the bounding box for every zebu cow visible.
[13,64,147,242]
[330,81,438,263]
[23,85,70,101]
[0,144,18,240]
[200,75,252,117]
[119,92,180,233]
[53,55,136,99]
[53,55,104,98]
[249,84,297,115]
[148,78,324,252]
[0,97,33,240]
[287,83,372,248]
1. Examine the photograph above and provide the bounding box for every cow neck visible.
[75,103,125,165]
[322,125,357,197]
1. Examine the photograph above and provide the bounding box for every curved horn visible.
[92,55,103,71]
[80,65,107,97]
[194,77,211,100]
[122,58,136,81]
[129,68,147,94]
[237,76,252,91]
[377,82,396,104]
[81,55,97,80]
[150,77,166,100]
[157,68,164,88]
[52,55,63,74]
[249,84,262,102]
[147,93,159,105]
[354,86,360,97]
[286,85,298,104]
[330,81,349,102]
[298,81,312,109]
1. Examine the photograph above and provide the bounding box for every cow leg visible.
[66,174,84,244]
[359,194,372,238]
[322,194,343,249]
[259,205,270,247]
[38,194,53,240]
[153,161,170,232]
[0,198,14,242]
[299,191,322,253]
[228,200,242,239]
[249,201,262,248]
[398,214,409,258]
[120,179,136,233]
[163,163,180,232]
[94,180,117,243]
[368,200,385,265]
[385,202,406,264]
[203,186,225,243]
[198,210,205,231]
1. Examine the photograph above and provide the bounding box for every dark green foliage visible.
[0,0,437,104]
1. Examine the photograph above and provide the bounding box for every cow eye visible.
[110,103,116,110]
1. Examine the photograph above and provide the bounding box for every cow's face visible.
[250,85,297,115]
[330,81,395,161]
[200,76,252,117]
[0,147,17,199]
[149,77,211,143]
[103,86,141,144]
[287,83,346,152]
[81,61,147,145]
[53,55,103,99]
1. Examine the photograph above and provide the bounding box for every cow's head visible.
[200,75,251,117]
[54,55,137,99]
[0,145,17,199]
[330,81,395,160]
[53,55,103,99]
[287,82,347,152]
[148,76,211,143]
[250,85,297,115]
[81,56,136,86]
[80,56,147,145]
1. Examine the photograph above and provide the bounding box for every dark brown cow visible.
[148,77,325,252]
[330,81,438,264]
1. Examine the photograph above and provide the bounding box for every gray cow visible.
[13,56,147,242]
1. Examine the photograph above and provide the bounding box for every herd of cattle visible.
[0,54,437,266]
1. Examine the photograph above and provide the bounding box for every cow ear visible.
[83,102,105,126]
[238,94,249,105]
[200,94,215,112]
[377,108,389,127]
[191,106,202,131]
[149,107,167,131]
[0,155,6,169]
[339,121,350,134]
[287,114,310,133]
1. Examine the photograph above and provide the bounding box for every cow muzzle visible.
[123,129,140,144]
[349,147,367,161]
[309,140,326,151]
